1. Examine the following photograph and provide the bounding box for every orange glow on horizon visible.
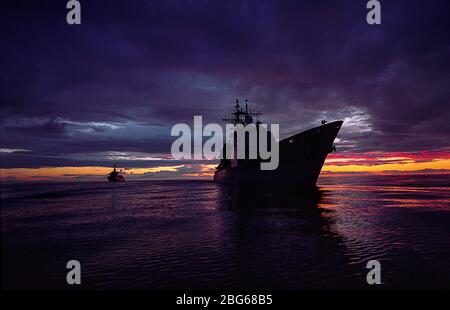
[0,165,185,181]
[1,151,449,181]
[182,164,216,178]
[323,150,450,173]
[322,159,450,173]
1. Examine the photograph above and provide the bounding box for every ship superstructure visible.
[214,99,343,187]
[107,163,126,182]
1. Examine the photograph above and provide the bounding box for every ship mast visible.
[223,99,262,125]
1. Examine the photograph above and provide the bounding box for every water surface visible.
[2,173,449,289]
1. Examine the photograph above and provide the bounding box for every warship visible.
[107,163,126,182]
[214,99,343,187]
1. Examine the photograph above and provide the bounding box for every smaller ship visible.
[107,163,126,182]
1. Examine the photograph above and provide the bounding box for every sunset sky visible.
[1,0,449,182]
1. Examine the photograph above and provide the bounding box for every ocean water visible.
[2,173,450,289]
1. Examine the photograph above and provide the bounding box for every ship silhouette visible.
[214,99,343,187]
[107,163,126,182]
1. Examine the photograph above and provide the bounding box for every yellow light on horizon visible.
[322,159,450,172]
[0,165,185,181]
[1,159,450,181]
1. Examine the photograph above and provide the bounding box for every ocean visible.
[2,173,450,289]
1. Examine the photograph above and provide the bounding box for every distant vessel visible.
[107,164,126,182]
[214,99,343,187]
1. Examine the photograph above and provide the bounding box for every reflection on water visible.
[2,174,450,289]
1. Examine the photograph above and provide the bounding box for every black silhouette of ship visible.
[214,99,343,187]
[107,163,126,182]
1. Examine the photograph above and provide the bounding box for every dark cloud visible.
[1,0,449,168]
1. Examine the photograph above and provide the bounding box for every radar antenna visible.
[222,99,262,125]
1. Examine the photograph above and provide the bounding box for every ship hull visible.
[107,175,126,182]
[213,121,343,187]
[107,177,125,182]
